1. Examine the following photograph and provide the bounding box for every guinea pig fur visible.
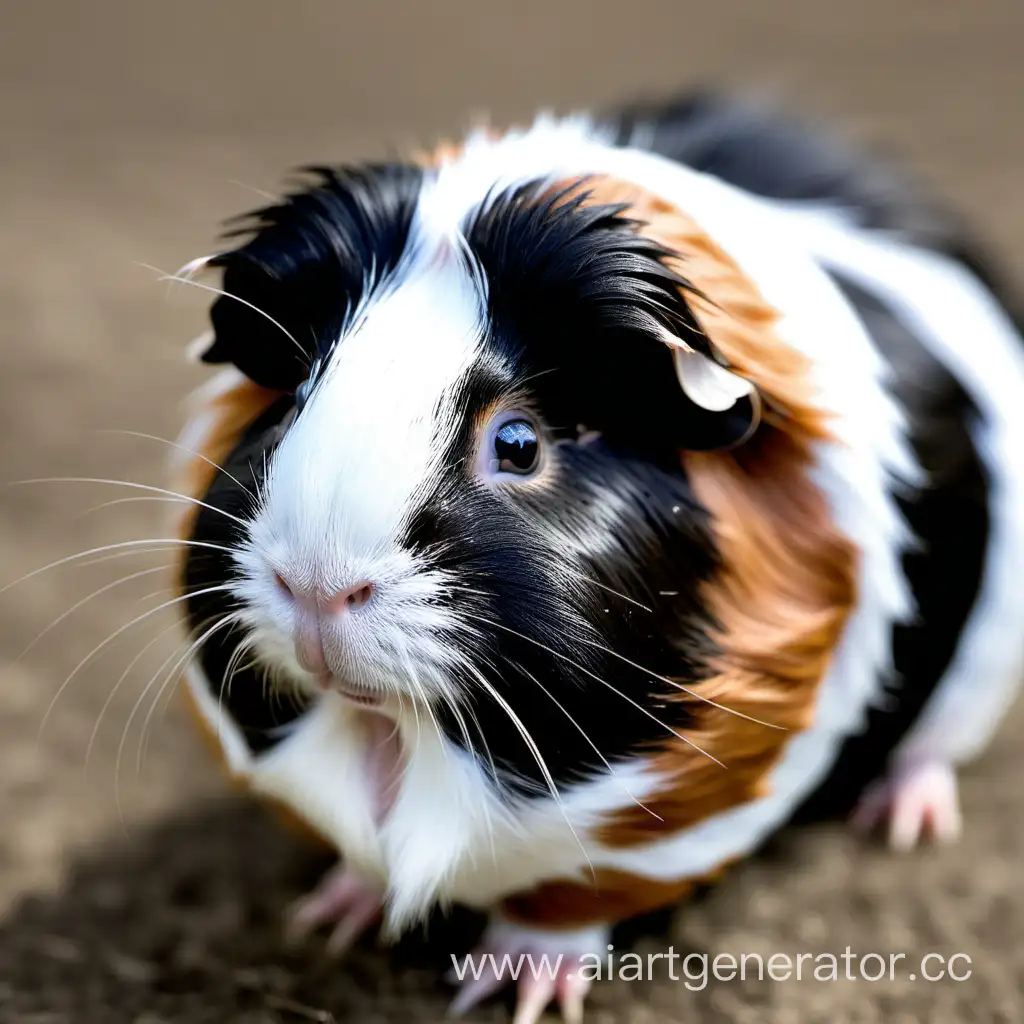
[169,92,1024,1021]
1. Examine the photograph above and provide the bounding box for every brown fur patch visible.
[556,178,858,847]
[171,371,283,543]
[502,863,733,930]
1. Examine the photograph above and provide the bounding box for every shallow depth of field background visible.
[1,2,1023,1021]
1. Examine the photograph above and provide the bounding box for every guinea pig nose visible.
[323,580,376,614]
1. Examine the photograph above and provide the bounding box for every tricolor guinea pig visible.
[170,93,1024,1022]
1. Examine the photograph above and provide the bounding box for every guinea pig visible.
[169,92,1024,1022]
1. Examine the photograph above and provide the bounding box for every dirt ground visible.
[2,1,1023,1021]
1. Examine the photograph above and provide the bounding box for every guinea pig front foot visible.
[447,915,608,1024]
[284,861,384,956]
[851,757,962,851]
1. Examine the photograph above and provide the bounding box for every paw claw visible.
[448,919,603,1022]
[447,968,508,1018]
[283,863,383,955]
[324,893,383,957]
[513,973,558,1024]
[557,972,590,1024]
[853,759,962,851]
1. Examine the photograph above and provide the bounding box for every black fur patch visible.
[795,274,989,818]
[606,90,1024,325]
[184,397,313,754]
[464,179,759,452]
[201,164,424,393]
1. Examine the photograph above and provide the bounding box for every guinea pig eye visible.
[492,419,539,476]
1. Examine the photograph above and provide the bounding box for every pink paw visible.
[852,758,962,851]
[447,918,607,1024]
[285,862,384,956]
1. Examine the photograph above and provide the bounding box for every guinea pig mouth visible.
[315,671,386,708]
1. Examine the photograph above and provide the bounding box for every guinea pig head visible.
[183,169,761,793]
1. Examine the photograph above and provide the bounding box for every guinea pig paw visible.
[284,862,384,956]
[851,758,962,851]
[447,917,606,1023]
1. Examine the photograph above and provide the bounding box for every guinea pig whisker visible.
[260,449,270,504]
[84,617,184,778]
[114,610,242,823]
[222,629,257,701]
[99,429,259,504]
[38,584,234,742]
[138,621,238,776]
[443,691,501,863]
[429,653,502,855]
[16,563,171,664]
[0,538,234,596]
[558,567,653,613]
[443,687,501,865]
[218,631,263,740]
[511,661,663,822]
[13,477,252,531]
[131,585,180,607]
[141,638,262,774]
[513,367,559,388]
[246,459,266,513]
[461,613,724,769]
[73,495,244,522]
[111,626,208,823]
[576,638,786,732]
[143,265,310,367]
[394,645,435,774]
[133,610,243,777]
[457,657,595,877]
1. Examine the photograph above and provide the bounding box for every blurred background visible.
[1,1,1022,1021]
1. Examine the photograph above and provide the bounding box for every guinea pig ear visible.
[661,332,762,451]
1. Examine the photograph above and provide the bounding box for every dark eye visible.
[494,419,539,475]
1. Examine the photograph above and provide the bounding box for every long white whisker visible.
[226,179,277,202]
[437,684,501,867]
[462,612,724,768]
[138,263,309,364]
[38,584,233,739]
[174,253,218,282]
[13,478,251,530]
[400,646,501,864]
[17,564,170,662]
[457,658,594,878]
[559,567,653,613]
[576,637,784,731]
[394,645,426,759]
[100,429,256,502]
[512,661,662,820]
[138,613,243,775]
[73,495,210,522]
[114,612,241,825]
[0,538,233,597]
[85,618,184,777]
[222,629,256,701]
[218,631,261,746]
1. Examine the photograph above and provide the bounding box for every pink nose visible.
[274,573,375,675]
[322,580,375,613]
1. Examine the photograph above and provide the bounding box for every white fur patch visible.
[260,247,484,575]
